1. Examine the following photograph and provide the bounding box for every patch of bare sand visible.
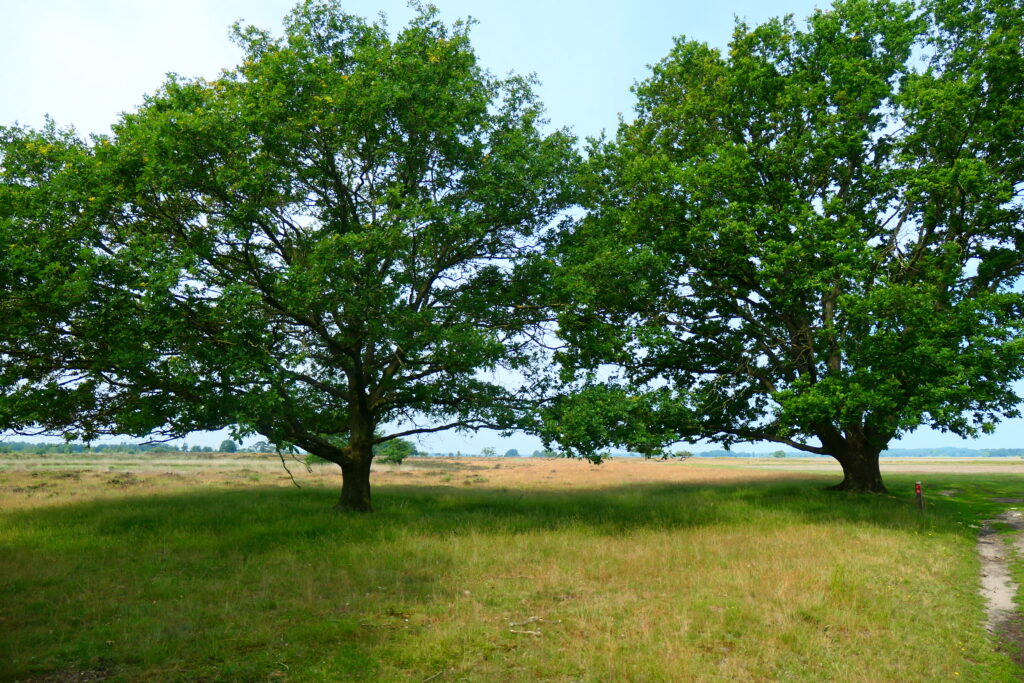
[978,509,1024,666]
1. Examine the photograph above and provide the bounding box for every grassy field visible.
[2,455,1024,681]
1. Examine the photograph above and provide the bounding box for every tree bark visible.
[828,448,887,493]
[336,450,373,512]
[336,410,376,512]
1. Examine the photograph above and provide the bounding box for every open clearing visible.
[3,454,1024,681]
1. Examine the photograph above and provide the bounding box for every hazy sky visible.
[1,0,829,140]
[2,1,1021,452]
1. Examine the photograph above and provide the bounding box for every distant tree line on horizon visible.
[0,439,245,455]
[0,441,569,458]
[696,447,1024,458]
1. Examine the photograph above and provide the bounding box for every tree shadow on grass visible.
[3,473,1011,553]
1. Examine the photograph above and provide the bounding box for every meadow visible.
[2,454,1024,681]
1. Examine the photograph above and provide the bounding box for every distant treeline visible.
[879,447,1024,458]
[693,447,1024,458]
[573,448,1024,459]
[0,439,269,455]
[3,442,1023,458]
[0,441,190,454]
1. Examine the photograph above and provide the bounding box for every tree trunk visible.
[336,452,373,512]
[828,448,886,493]
[334,393,377,512]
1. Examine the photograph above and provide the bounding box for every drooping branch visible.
[375,419,507,444]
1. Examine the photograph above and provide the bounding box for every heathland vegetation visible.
[0,0,1021,515]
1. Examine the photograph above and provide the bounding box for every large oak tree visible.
[0,1,576,510]
[549,0,1024,491]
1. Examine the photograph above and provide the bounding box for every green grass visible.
[2,473,1023,681]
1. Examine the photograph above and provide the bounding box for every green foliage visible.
[0,121,175,441]
[219,439,238,454]
[660,450,694,461]
[549,0,1024,491]
[0,1,577,508]
[374,437,418,464]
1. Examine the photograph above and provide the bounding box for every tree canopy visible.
[0,1,577,510]
[548,0,1024,491]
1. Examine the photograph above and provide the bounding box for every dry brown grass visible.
[7,453,1021,512]
[376,456,831,489]
[0,455,829,511]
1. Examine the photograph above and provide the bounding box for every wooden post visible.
[915,481,924,511]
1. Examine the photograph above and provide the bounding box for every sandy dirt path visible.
[978,509,1024,666]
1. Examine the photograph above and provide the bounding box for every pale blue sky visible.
[1,0,831,139]
[2,1,1020,452]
